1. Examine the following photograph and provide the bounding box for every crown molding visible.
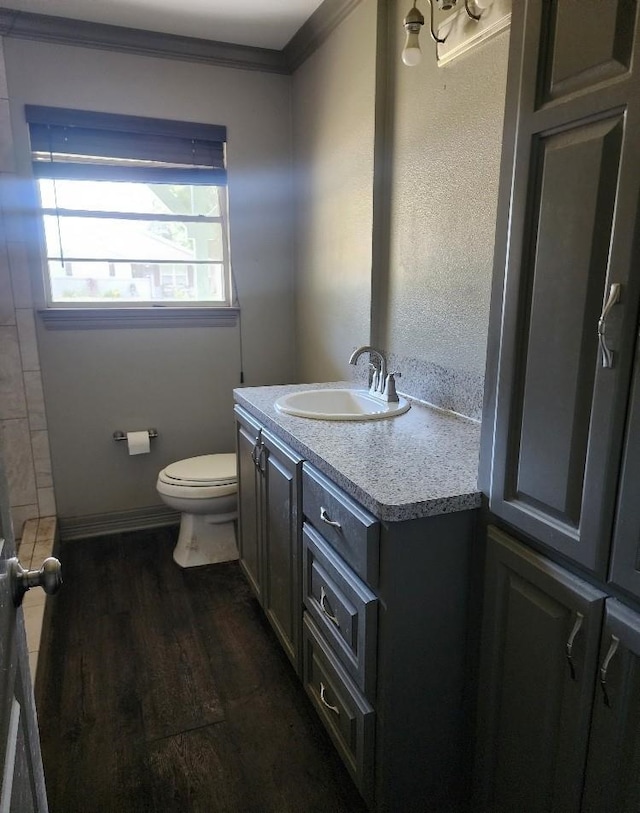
[284,0,363,71]
[0,8,289,74]
[0,1,363,76]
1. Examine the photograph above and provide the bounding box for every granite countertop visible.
[233,382,481,523]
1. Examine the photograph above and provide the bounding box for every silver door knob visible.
[8,556,62,607]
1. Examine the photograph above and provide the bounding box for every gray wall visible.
[380,0,509,418]
[4,38,295,524]
[292,0,509,418]
[0,0,510,533]
[291,0,378,383]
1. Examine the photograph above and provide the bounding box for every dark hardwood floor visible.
[36,527,368,813]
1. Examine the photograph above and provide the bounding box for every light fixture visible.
[401,0,494,65]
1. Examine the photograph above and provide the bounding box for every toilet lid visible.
[162,454,237,486]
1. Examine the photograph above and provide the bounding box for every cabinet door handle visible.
[257,443,267,474]
[598,283,621,368]
[320,507,342,531]
[320,585,340,628]
[599,635,620,708]
[251,432,262,467]
[319,682,340,716]
[565,611,584,681]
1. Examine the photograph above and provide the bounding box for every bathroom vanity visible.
[234,383,481,813]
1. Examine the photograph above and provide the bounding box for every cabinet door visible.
[476,527,606,813]
[486,0,640,573]
[582,600,640,813]
[608,357,640,601]
[262,429,303,671]
[235,410,263,601]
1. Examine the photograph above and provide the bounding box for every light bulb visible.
[402,30,422,66]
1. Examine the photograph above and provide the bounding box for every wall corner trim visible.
[0,8,289,74]
[283,0,364,72]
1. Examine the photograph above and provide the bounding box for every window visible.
[26,106,232,309]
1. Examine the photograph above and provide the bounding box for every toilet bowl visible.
[156,453,238,568]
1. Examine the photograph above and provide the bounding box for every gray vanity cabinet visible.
[476,527,606,813]
[582,600,640,813]
[235,405,303,672]
[234,400,479,813]
[484,0,640,575]
[236,408,263,600]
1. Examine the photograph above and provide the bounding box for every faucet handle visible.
[383,372,401,402]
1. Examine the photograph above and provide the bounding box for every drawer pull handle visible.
[600,635,620,708]
[319,682,340,716]
[320,586,340,628]
[320,507,342,531]
[565,611,584,681]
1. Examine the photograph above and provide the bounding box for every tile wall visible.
[0,38,56,537]
[18,516,57,681]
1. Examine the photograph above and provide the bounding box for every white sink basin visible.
[274,388,411,421]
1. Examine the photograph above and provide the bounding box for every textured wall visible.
[4,38,295,522]
[292,0,378,383]
[0,39,56,537]
[379,1,510,417]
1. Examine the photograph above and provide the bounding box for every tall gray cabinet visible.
[479,1,640,810]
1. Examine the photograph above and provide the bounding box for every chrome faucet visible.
[348,346,399,402]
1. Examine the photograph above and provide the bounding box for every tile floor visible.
[17,516,57,680]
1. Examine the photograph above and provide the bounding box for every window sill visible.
[37,306,240,330]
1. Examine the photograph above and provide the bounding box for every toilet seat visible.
[157,454,237,499]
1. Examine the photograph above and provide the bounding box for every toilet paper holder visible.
[113,429,159,442]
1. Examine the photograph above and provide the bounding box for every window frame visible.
[25,106,238,329]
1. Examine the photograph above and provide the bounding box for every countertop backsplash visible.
[384,352,485,422]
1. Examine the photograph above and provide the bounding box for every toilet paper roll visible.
[126,431,150,456]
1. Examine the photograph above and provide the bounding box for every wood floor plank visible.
[147,725,261,813]
[37,528,368,813]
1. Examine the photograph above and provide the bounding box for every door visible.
[475,526,606,813]
[608,350,640,601]
[0,444,48,810]
[582,599,640,813]
[262,429,303,672]
[235,407,264,601]
[487,0,640,573]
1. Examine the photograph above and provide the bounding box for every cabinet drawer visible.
[303,463,379,586]
[303,523,377,700]
[302,614,375,799]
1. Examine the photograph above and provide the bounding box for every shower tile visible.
[37,487,56,518]
[0,418,37,506]
[7,241,32,309]
[0,176,28,243]
[16,309,40,372]
[0,40,7,100]
[31,430,52,489]
[24,605,42,652]
[19,518,38,556]
[24,371,47,431]
[10,504,39,540]
[37,516,56,544]
[0,101,15,173]
[0,242,15,324]
[0,327,27,419]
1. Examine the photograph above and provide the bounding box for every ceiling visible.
[0,0,326,50]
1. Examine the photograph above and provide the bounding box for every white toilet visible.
[156,453,238,568]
